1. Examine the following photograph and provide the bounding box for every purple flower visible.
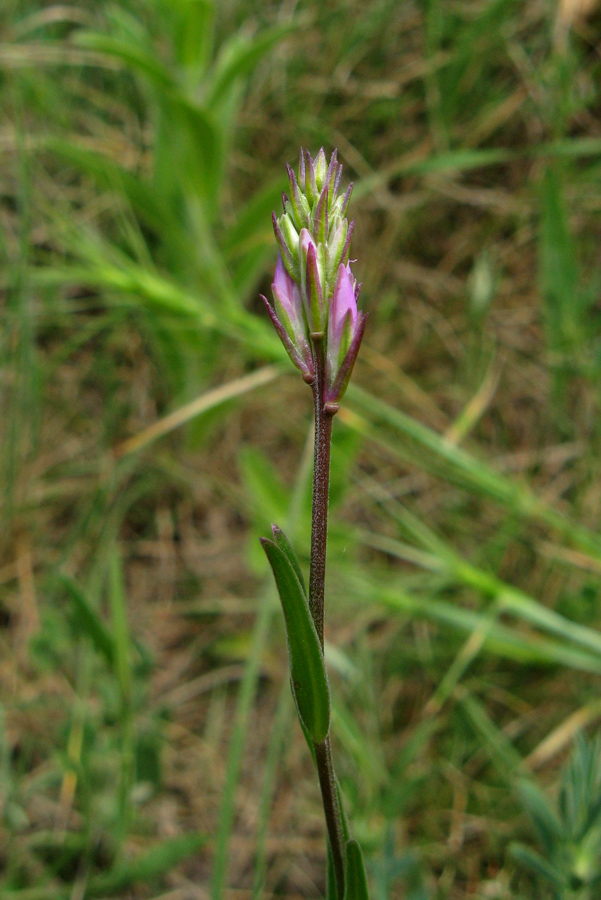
[324,263,366,408]
[261,255,314,383]
[272,253,302,325]
[262,149,365,406]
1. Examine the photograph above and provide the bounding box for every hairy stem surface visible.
[309,345,333,646]
[315,738,345,897]
[309,345,345,898]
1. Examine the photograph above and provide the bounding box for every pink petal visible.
[299,228,315,258]
[331,263,357,338]
[272,254,301,318]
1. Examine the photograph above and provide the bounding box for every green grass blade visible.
[540,167,578,349]
[172,0,215,77]
[89,834,207,896]
[359,526,601,659]
[460,693,524,775]
[56,573,115,666]
[206,22,296,109]
[0,833,208,900]
[210,595,273,900]
[116,365,281,456]
[345,386,601,560]
[251,680,294,900]
[348,573,601,674]
[43,137,187,249]
[73,31,176,88]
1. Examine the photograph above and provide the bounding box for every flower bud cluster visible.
[261,148,366,409]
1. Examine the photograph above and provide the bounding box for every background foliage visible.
[1,0,601,898]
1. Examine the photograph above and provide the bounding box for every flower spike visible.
[262,149,365,409]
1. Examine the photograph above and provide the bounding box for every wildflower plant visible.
[512,733,601,899]
[260,149,369,900]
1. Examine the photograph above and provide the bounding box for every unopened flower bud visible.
[271,213,300,281]
[272,212,300,280]
[312,185,329,246]
[313,148,327,191]
[304,149,319,204]
[331,182,353,220]
[326,217,353,280]
[325,263,366,405]
[286,164,311,231]
[262,255,314,383]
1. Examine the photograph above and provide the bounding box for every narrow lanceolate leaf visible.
[343,840,370,900]
[260,538,330,742]
[271,524,307,595]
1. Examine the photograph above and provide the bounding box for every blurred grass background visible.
[1,0,601,898]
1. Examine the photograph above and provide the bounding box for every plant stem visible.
[315,738,346,897]
[309,344,346,898]
[309,344,333,646]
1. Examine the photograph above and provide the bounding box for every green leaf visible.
[57,573,115,666]
[326,843,337,900]
[271,524,306,595]
[206,22,296,109]
[239,449,290,527]
[168,94,222,215]
[222,176,286,259]
[43,138,186,252]
[540,166,579,355]
[0,834,208,899]
[517,779,562,856]
[171,0,215,76]
[73,31,176,90]
[87,832,208,896]
[260,537,330,743]
[510,843,563,888]
[344,839,370,900]
[223,176,286,297]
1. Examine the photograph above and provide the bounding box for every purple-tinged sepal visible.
[304,148,319,205]
[312,183,329,245]
[326,217,353,280]
[325,313,366,409]
[313,148,328,191]
[324,263,366,406]
[298,147,306,193]
[331,158,343,208]
[324,150,339,208]
[331,182,353,219]
[272,212,298,281]
[262,255,314,383]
